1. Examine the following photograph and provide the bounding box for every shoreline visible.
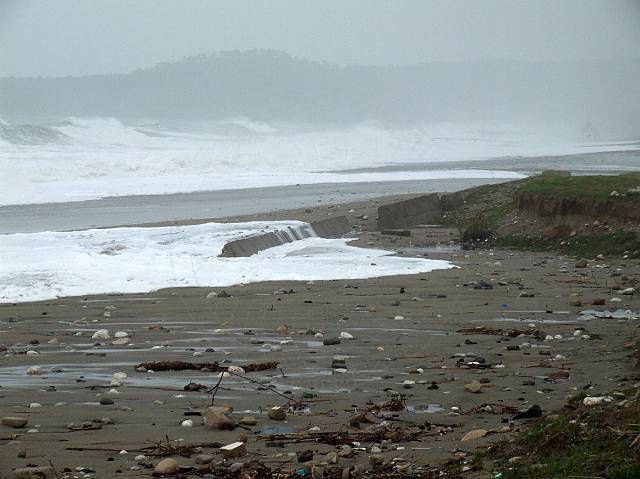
[1,186,639,477]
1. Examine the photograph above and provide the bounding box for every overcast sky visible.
[1,0,639,78]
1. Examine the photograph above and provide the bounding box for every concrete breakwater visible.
[219,216,352,257]
[377,191,471,229]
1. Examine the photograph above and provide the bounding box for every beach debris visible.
[331,356,347,369]
[275,324,289,335]
[578,309,639,320]
[463,403,519,415]
[473,280,494,290]
[457,326,536,337]
[257,424,439,446]
[135,360,278,373]
[511,404,543,420]
[10,467,56,479]
[297,449,314,462]
[220,441,247,459]
[183,382,209,392]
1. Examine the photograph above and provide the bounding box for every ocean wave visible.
[0,117,636,206]
[0,122,67,145]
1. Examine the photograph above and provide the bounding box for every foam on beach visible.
[0,221,454,303]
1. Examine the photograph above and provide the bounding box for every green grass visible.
[496,231,640,258]
[485,392,640,479]
[519,173,640,200]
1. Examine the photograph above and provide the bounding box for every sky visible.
[0,0,639,78]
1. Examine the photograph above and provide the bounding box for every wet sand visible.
[1,198,639,478]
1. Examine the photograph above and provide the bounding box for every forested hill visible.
[1,50,638,132]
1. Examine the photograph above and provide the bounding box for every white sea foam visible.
[0,117,634,206]
[0,221,454,303]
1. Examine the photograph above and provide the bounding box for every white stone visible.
[92,329,110,340]
[114,331,129,338]
[583,396,614,406]
[227,366,245,375]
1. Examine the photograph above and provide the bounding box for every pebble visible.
[195,454,215,465]
[583,396,613,406]
[203,406,236,430]
[267,406,287,421]
[463,380,483,393]
[154,458,178,475]
[91,329,110,340]
[239,416,258,426]
[26,366,43,375]
[461,428,488,441]
[1,416,28,428]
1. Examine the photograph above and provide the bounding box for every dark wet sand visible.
[1,197,639,478]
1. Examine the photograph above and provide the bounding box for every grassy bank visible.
[481,391,640,479]
[519,172,640,200]
[445,173,640,258]
[496,231,640,259]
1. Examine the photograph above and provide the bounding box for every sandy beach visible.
[1,194,638,478]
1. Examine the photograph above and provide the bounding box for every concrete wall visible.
[219,216,352,257]
[309,215,352,238]
[377,194,443,229]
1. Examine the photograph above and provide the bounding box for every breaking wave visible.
[0,116,633,206]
